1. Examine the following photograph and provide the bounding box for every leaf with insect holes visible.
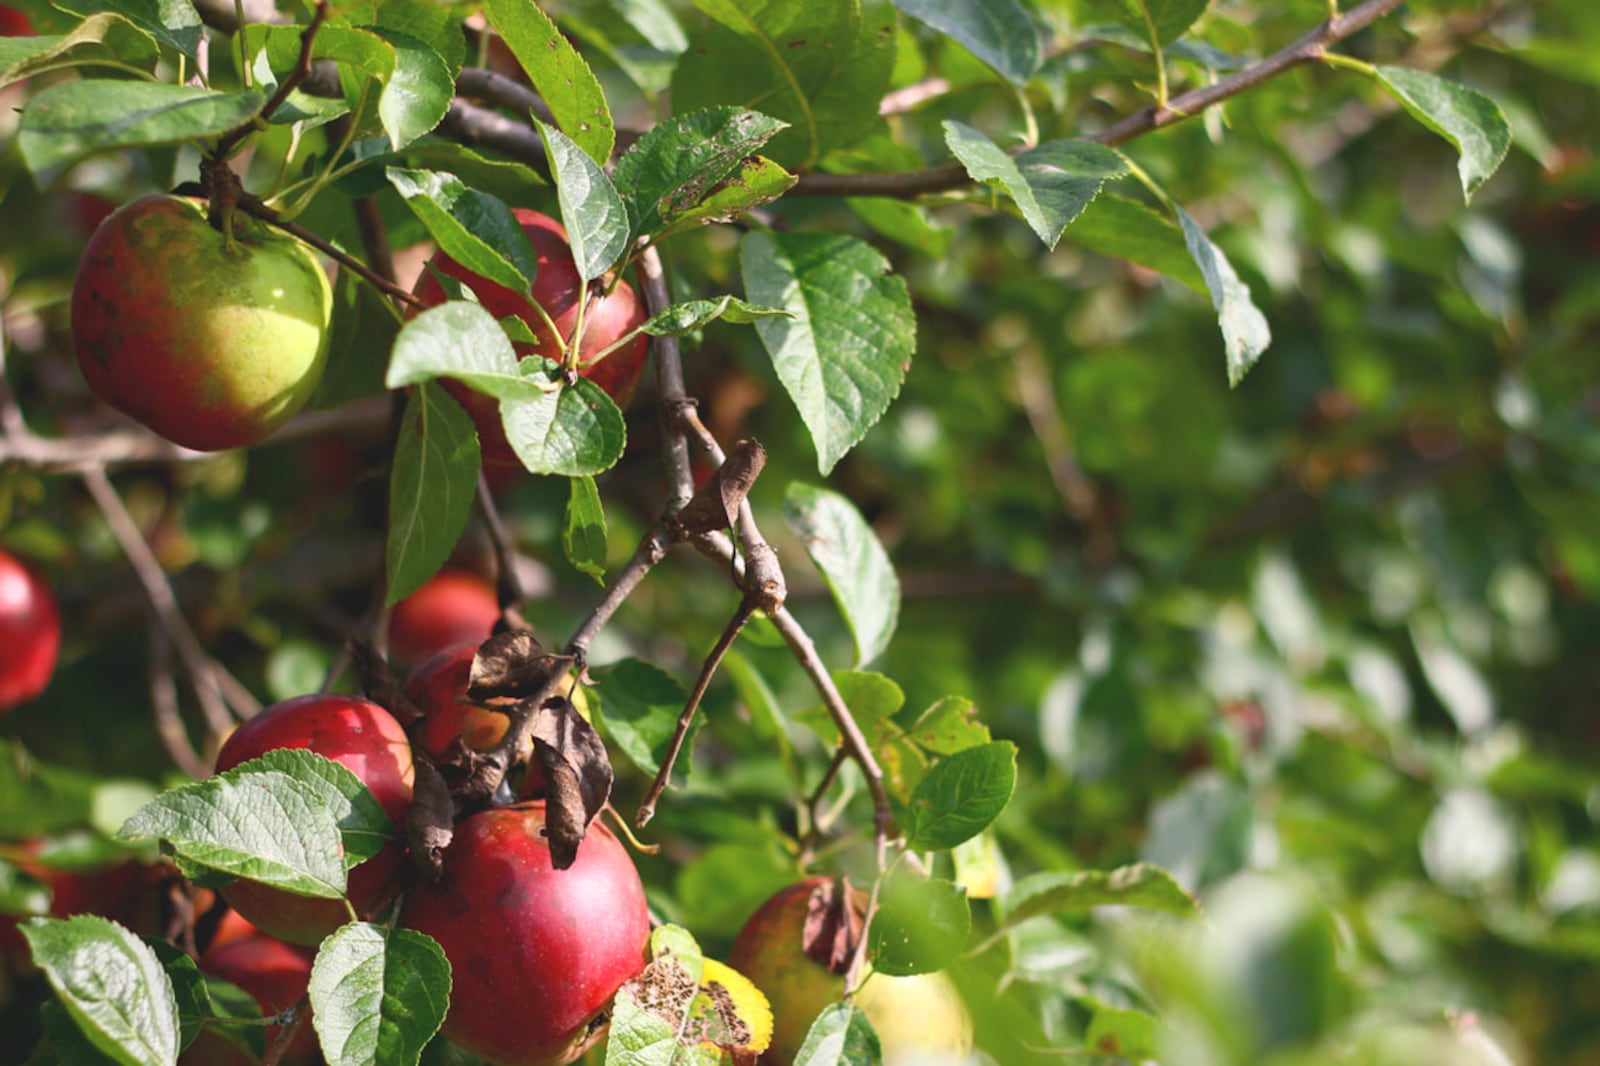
[386,381,480,606]
[25,916,179,1065]
[639,296,791,338]
[484,0,615,164]
[19,81,264,177]
[607,925,773,1065]
[893,0,1041,85]
[613,106,789,240]
[309,922,451,1066]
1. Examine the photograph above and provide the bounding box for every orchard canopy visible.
[0,1,1597,1065]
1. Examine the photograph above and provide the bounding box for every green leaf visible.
[377,1,466,75]
[563,475,608,584]
[308,923,451,1066]
[742,233,914,474]
[868,874,970,976]
[797,669,904,748]
[387,167,540,292]
[612,0,689,54]
[589,659,691,777]
[1084,0,1209,46]
[484,0,616,164]
[1000,863,1200,933]
[1371,66,1511,201]
[117,770,348,899]
[228,750,397,868]
[23,915,179,1066]
[655,155,796,241]
[794,1002,881,1066]
[892,0,1041,85]
[1176,207,1271,387]
[847,197,953,258]
[386,300,534,397]
[613,106,789,240]
[56,0,202,57]
[673,0,896,170]
[639,295,790,337]
[146,940,209,1051]
[0,858,50,917]
[0,14,159,91]
[1064,194,1206,292]
[906,697,990,755]
[782,484,901,665]
[902,741,1017,852]
[0,739,100,837]
[534,117,628,280]
[943,123,1129,248]
[375,28,454,149]
[18,81,265,178]
[386,382,480,606]
[501,357,627,476]
[1086,1005,1162,1060]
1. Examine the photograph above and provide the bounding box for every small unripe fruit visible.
[71,195,332,451]
[0,549,60,711]
[214,694,414,946]
[400,802,651,1066]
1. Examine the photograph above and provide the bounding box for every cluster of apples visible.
[68,196,648,455]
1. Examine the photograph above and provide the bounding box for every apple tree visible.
[1,0,1597,1064]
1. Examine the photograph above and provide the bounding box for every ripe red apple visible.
[399,801,651,1066]
[404,642,510,757]
[0,6,31,35]
[728,878,974,1065]
[388,569,500,666]
[412,209,648,467]
[0,548,60,711]
[184,932,319,1066]
[214,694,414,946]
[71,195,333,451]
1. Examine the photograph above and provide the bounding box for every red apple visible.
[185,932,319,1066]
[412,209,648,467]
[0,548,60,711]
[729,878,973,1065]
[399,801,650,1066]
[214,694,414,946]
[388,569,500,666]
[404,642,510,756]
[0,6,31,35]
[71,195,333,451]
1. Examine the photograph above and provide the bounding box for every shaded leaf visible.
[589,659,690,778]
[1372,66,1511,201]
[1000,863,1200,934]
[0,14,159,91]
[944,123,1129,248]
[387,168,540,292]
[19,81,264,177]
[907,697,990,755]
[783,484,901,665]
[1085,0,1209,46]
[1177,207,1271,387]
[564,476,608,584]
[867,874,970,976]
[794,1002,881,1066]
[892,0,1041,85]
[484,0,615,164]
[386,382,480,606]
[56,0,201,57]
[1065,194,1206,292]
[639,296,790,338]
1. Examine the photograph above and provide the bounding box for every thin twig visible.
[788,0,1408,198]
[80,468,240,746]
[146,626,209,778]
[476,472,530,630]
[213,0,331,158]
